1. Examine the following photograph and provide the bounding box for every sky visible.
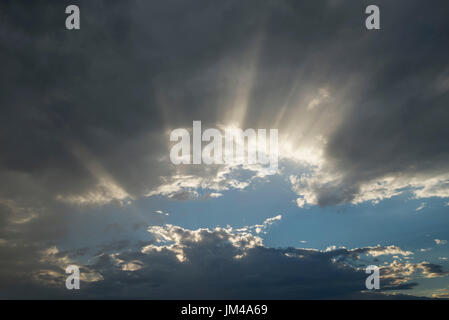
[0,0,449,299]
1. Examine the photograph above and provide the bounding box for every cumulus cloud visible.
[249,214,282,234]
[381,260,447,288]
[0,217,441,299]
[364,245,413,258]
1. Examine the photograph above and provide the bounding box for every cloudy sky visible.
[1,0,449,299]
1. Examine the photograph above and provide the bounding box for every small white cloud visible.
[241,215,282,235]
[416,202,426,211]
[263,215,282,225]
[365,245,413,257]
[121,260,143,271]
[208,192,223,198]
[296,198,306,208]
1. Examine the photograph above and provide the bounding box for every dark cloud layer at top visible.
[1,0,448,205]
[1,0,278,200]
[2,0,449,208]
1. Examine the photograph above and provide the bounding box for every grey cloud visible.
[317,2,449,205]
[0,0,279,205]
[0,222,437,299]
[2,1,448,208]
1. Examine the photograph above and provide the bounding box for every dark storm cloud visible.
[0,0,279,201]
[316,2,449,205]
[1,0,166,197]
[0,223,435,299]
